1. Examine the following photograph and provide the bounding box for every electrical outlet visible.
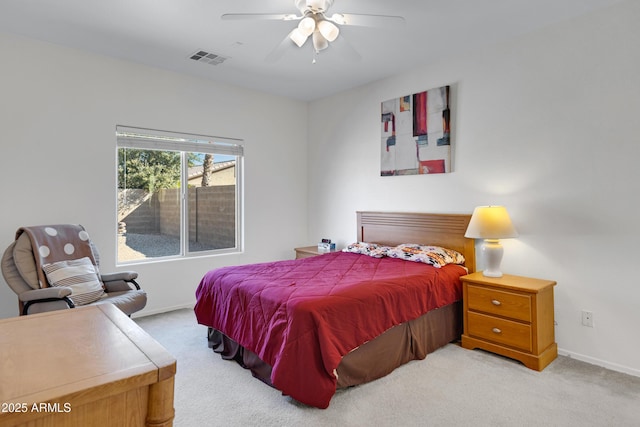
[581,310,594,327]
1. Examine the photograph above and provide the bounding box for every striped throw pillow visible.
[42,257,105,306]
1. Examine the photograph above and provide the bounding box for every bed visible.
[194,211,475,408]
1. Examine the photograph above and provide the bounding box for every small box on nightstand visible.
[317,242,336,252]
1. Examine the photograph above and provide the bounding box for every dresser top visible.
[0,303,176,405]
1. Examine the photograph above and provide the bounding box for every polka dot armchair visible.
[1,224,147,316]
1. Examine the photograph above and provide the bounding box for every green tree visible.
[118,149,181,191]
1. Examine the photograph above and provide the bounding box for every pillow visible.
[42,257,105,306]
[342,242,389,258]
[385,244,465,268]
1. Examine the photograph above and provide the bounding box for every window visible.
[116,126,243,264]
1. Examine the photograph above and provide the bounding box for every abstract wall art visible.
[381,85,452,176]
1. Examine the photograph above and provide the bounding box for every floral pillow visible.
[384,244,465,268]
[342,242,389,258]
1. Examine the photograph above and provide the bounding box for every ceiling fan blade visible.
[221,13,301,22]
[265,31,297,63]
[330,13,405,28]
[329,35,362,62]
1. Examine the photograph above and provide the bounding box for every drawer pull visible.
[491,299,502,306]
[492,327,502,334]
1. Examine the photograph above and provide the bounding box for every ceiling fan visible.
[222,0,405,62]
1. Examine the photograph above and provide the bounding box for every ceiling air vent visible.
[189,50,228,66]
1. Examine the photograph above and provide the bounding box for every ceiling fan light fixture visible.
[290,28,309,47]
[317,19,339,42]
[224,0,404,62]
[312,29,329,51]
[298,16,316,37]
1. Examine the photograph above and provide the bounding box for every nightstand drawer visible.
[467,311,532,352]
[467,284,532,322]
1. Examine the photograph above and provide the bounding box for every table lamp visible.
[465,206,518,277]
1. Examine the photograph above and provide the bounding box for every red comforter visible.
[194,251,465,408]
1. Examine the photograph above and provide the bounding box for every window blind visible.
[116,125,244,156]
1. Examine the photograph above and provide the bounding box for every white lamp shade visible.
[465,206,518,239]
[465,205,518,278]
[289,28,309,47]
[317,19,339,42]
[312,29,329,51]
[298,16,316,37]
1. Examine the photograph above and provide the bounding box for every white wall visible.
[1,1,638,378]
[307,0,640,376]
[0,33,309,318]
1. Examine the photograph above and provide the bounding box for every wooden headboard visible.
[356,211,476,273]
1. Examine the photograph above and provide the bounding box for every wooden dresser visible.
[0,303,176,427]
[461,271,557,371]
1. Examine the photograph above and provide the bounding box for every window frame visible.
[116,125,244,264]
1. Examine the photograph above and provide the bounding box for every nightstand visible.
[461,271,557,371]
[294,246,336,259]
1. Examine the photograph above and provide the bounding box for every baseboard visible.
[132,301,195,319]
[558,348,640,378]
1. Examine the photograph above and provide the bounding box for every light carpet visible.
[135,309,640,427]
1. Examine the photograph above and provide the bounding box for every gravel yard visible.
[118,233,213,261]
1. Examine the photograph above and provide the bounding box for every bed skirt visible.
[207,301,462,393]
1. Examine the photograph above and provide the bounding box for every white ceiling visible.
[0,0,625,101]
